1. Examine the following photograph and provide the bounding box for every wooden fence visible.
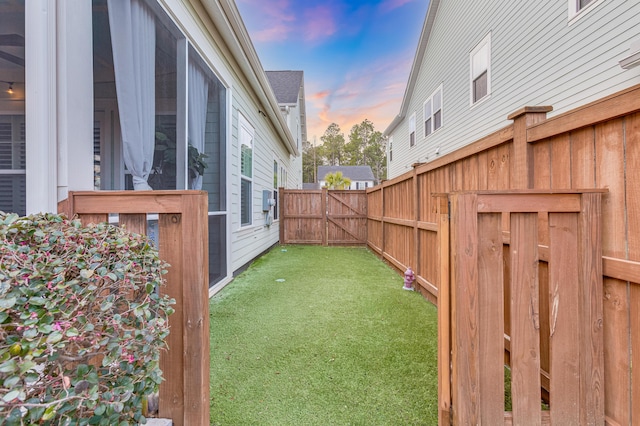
[367,83,640,425]
[58,190,210,426]
[440,190,605,425]
[280,188,367,245]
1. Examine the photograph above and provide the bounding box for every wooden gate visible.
[437,190,605,425]
[280,188,367,245]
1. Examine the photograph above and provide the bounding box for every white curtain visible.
[188,62,209,190]
[108,0,155,190]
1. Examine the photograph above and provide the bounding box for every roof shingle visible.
[265,71,304,105]
[317,165,375,181]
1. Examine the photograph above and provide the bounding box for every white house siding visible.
[229,91,294,273]
[387,0,640,178]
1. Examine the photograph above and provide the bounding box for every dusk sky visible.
[236,0,430,144]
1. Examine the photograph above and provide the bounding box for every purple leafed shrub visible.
[0,213,174,425]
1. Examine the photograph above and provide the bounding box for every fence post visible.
[507,106,552,189]
[436,195,451,426]
[279,187,285,244]
[180,193,210,425]
[322,187,327,246]
[381,183,386,256]
[412,168,419,277]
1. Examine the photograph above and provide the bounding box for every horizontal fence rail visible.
[59,190,210,426]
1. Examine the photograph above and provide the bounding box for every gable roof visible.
[265,70,307,144]
[265,71,303,105]
[317,165,375,182]
[384,0,441,136]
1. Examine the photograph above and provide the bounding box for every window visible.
[409,113,416,147]
[281,166,286,189]
[424,100,432,136]
[424,86,442,137]
[0,117,26,216]
[91,0,230,287]
[0,2,25,216]
[273,159,278,220]
[239,114,253,226]
[188,46,227,212]
[389,136,393,162]
[569,0,600,19]
[471,33,491,104]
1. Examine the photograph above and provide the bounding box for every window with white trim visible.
[424,86,442,137]
[239,114,253,226]
[470,33,491,104]
[389,136,393,162]
[409,113,416,147]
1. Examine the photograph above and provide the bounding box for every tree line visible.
[302,119,387,185]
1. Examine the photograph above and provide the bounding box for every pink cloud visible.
[238,0,345,44]
[237,0,295,42]
[303,6,338,42]
[309,90,331,101]
[306,51,414,140]
[309,88,402,140]
[378,0,416,13]
[253,25,292,43]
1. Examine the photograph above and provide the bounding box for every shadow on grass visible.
[210,245,439,425]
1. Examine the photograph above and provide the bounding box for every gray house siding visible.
[387,0,640,178]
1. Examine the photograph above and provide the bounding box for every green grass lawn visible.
[209,245,439,425]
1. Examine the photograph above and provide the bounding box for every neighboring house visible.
[0,0,301,295]
[318,165,375,190]
[265,70,306,191]
[302,182,320,190]
[384,0,640,179]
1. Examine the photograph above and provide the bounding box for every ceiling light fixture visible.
[0,81,14,95]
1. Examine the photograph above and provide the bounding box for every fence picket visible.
[450,193,480,425]
[548,212,580,423]
[478,212,504,424]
